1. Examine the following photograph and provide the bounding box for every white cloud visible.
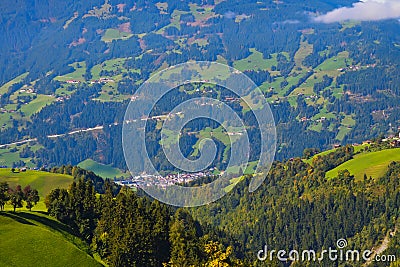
[281,19,301,24]
[314,0,400,23]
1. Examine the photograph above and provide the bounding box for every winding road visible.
[0,126,105,148]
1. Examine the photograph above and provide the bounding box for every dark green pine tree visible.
[167,209,202,267]
[45,188,70,222]
[150,200,171,266]
[92,181,115,258]
[0,182,9,211]
[81,180,97,242]
[67,179,97,242]
[107,187,132,267]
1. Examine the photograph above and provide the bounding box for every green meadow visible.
[304,144,369,165]
[101,28,133,42]
[0,168,73,200]
[233,49,278,72]
[326,148,400,180]
[54,62,86,82]
[0,211,102,267]
[20,95,55,117]
[78,159,128,179]
[0,72,29,95]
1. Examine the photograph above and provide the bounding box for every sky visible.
[314,0,400,23]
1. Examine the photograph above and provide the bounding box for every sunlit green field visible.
[233,48,278,71]
[54,62,86,82]
[326,148,400,180]
[20,95,55,117]
[304,144,370,165]
[0,211,102,267]
[0,72,29,95]
[78,159,128,179]
[0,168,73,200]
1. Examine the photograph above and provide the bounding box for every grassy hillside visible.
[20,95,55,117]
[0,143,43,168]
[0,211,102,267]
[78,159,127,179]
[0,72,29,95]
[0,168,73,210]
[233,48,278,71]
[326,148,400,180]
[304,143,369,165]
[0,169,73,198]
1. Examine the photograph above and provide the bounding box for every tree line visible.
[45,179,244,266]
[0,182,39,212]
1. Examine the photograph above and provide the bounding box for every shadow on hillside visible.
[1,211,94,258]
[1,212,36,226]
[34,210,49,215]
[15,212,79,237]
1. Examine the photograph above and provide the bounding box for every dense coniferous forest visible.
[44,177,245,266]
[34,145,399,266]
[0,0,400,169]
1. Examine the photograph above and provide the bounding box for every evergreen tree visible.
[45,188,71,222]
[167,209,202,267]
[92,181,115,258]
[0,182,9,211]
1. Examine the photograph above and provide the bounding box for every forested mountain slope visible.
[2,143,399,266]
[1,0,400,172]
